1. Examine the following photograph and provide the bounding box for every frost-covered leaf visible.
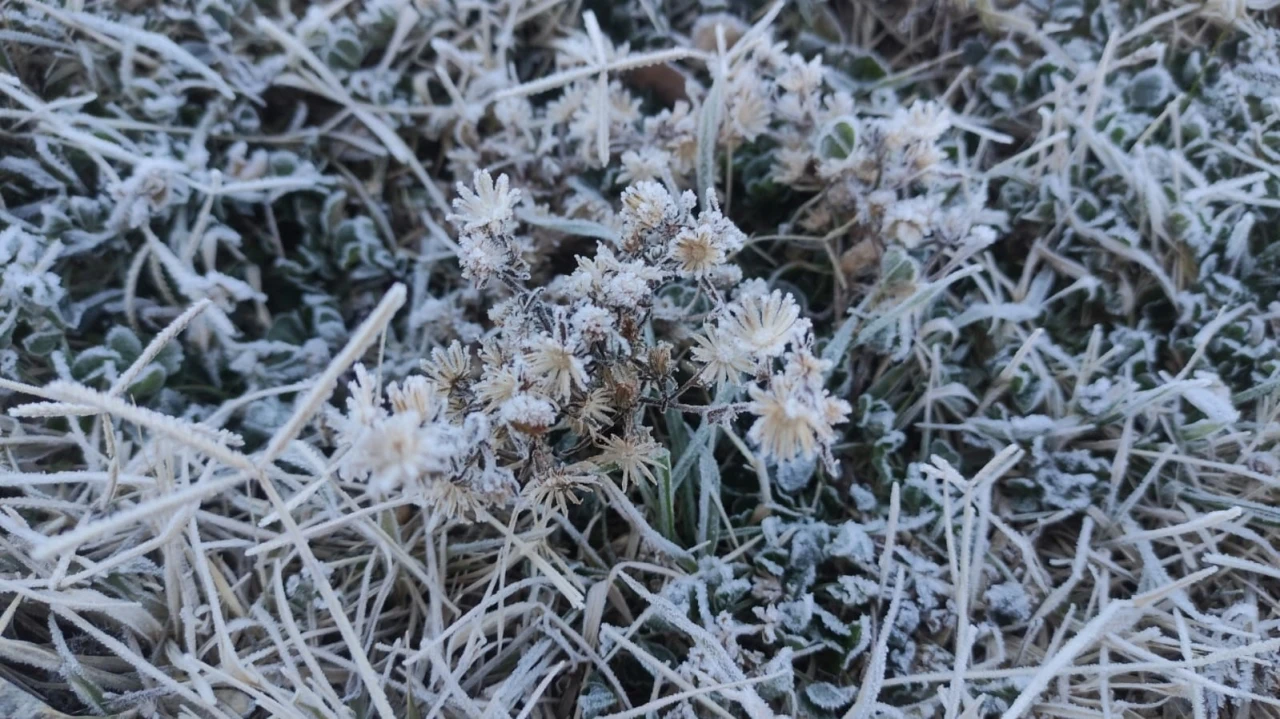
[829,575,879,607]
[126,363,167,397]
[777,594,815,632]
[21,328,61,356]
[984,581,1032,625]
[817,116,858,161]
[105,326,142,361]
[805,681,857,710]
[814,606,853,637]
[775,454,817,493]
[578,679,618,719]
[1126,67,1173,109]
[756,648,795,700]
[826,522,875,565]
[1183,371,1240,425]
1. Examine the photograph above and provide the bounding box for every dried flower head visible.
[670,225,727,278]
[692,325,754,388]
[448,170,522,236]
[523,462,600,515]
[499,392,558,434]
[526,332,590,402]
[747,352,851,466]
[725,290,808,360]
[595,428,666,490]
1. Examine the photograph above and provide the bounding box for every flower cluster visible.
[331,170,851,520]
[330,365,513,516]
[747,349,851,471]
[447,171,528,288]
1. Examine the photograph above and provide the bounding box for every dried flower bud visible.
[646,341,674,379]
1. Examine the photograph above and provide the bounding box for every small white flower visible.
[697,207,746,255]
[673,205,746,278]
[746,354,851,464]
[772,146,811,184]
[422,341,473,395]
[386,375,440,418]
[882,196,936,248]
[781,348,831,389]
[456,231,509,285]
[526,333,590,401]
[691,325,754,388]
[343,364,384,427]
[447,170,521,235]
[669,225,726,277]
[567,387,616,437]
[576,244,666,308]
[904,100,951,145]
[499,393,558,434]
[595,428,666,490]
[747,381,827,462]
[474,362,522,411]
[734,278,771,302]
[619,180,678,247]
[108,161,181,230]
[570,303,619,348]
[360,412,435,495]
[775,53,825,97]
[618,147,670,185]
[522,462,599,515]
[725,290,808,360]
[726,76,772,144]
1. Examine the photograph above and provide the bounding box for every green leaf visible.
[579,679,618,719]
[267,312,307,344]
[269,151,299,177]
[310,302,347,343]
[105,326,142,362]
[1050,0,1085,21]
[327,31,364,71]
[670,415,716,493]
[857,266,980,349]
[126,363,167,397]
[655,450,676,542]
[776,455,816,493]
[321,190,349,235]
[72,346,121,382]
[817,116,858,160]
[21,328,62,357]
[820,309,858,381]
[880,246,919,289]
[696,74,724,209]
[846,54,887,82]
[757,649,796,699]
[664,407,691,460]
[696,448,722,552]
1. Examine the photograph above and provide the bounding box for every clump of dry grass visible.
[1,0,1279,717]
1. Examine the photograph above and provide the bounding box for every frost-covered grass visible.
[1,0,1280,717]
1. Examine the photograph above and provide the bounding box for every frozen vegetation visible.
[0,0,1279,717]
